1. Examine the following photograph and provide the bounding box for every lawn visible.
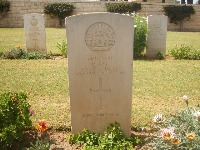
[0,29,200,128]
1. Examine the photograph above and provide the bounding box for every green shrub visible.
[69,122,141,150]
[156,52,165,60]
[3,47,51,59]
[106,2,141,14]
[0,92,32,149]
[0,0,10,15]
[163,5,195,31]
[3,48,25,59]
[21,52,51,60]
[149,96,200,149]
[169,45,200,60]
[44,3,75,27]
[56,40,67,57]
[133,14,147,58]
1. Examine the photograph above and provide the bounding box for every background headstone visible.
[24,13,47,54]
[146,15,168,59]
[66,13,133,137]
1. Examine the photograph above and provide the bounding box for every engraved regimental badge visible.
[30,15,38,26]
[85,22,115,51]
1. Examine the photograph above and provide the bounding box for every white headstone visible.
[146,15,168,59]
[24,13,47,54]
[66,13,133,137]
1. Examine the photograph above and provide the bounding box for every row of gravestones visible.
[24,13,168,59]
[24,13,167,136]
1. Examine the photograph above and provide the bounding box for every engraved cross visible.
[90,78,111,111]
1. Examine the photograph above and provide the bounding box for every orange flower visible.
[186,132,195,140]
[36,120,47,132]
[172,138,180,145]
[16,45,21,49]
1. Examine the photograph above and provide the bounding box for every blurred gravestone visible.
[146,15,168,59]
[24,13,47,54]
[66,13,134,137]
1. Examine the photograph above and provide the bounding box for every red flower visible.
[36,120,47,132]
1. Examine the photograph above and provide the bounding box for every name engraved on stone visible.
[85,22,115,51]
[90,78,111,111]
[82,113,119,118]
[76,55,124,76]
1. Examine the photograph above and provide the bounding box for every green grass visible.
[1,28,200,54]
[0,28,200,128]
[166,32,200,52]
[0,28,66,54]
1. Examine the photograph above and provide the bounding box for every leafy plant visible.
[2,46,51,59]
[0,0,10,16]
[3,47,25,59]
[106,2,141,14]
[156,52,165,60]
[56,40,67,57]
[44,3,75,27]
[69,122,141,150]
[133,14,147,58]
[21,52,51,60]
[163,5,195,31]
[29,138,51,150]
[0,92,32,149]
[169,45,200,60]
[29,120,52,150]
[149,95,200,149]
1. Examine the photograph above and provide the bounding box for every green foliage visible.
[21,52,51,60]
[69,129,99,147]
[106,2,141,14]
[29,137,52,150]
[0,0,10,15]
[156,52,165,60]
[2,47,51,59]
[163,5,195,31]
[44,3,75,27]
[163,5,195,25]
[0,49,4,57]
[0,92,32,149]
[56,40,67,57]
[133,14,147,58]
[3,48,24,59]
[150,98,200,149]
[69,122,141,150]
[170,45,200,60]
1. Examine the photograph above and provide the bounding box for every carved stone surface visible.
[85,22,115,51]
[146,15,168,59]
[24,13,47,54]
[66,13,133,137]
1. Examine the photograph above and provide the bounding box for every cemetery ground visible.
[0,28,200,149]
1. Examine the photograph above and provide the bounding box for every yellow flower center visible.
[163,133,173,140]
[172,138,180,145]
[187,133,195,140]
